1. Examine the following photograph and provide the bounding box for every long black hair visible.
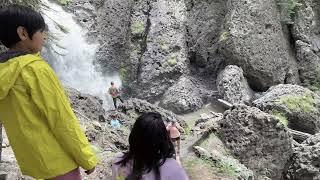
[117,112,175,180]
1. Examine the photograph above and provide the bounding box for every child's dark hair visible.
[0,5,46,48]
[116,112,175,180]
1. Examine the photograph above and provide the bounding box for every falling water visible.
[40,0,121,110]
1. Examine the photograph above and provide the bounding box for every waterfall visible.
[40,0,121,110]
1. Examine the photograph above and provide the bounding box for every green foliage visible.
[217,161,238,176]
[278,93,316,113]
[276,0,302,24]
[167,57,177,66]
[219,31,229,42]
[199,155,237,176]
[119,68,128,81]
[272,111,288,127]
[131,21,145,35]
[57,0,71,5]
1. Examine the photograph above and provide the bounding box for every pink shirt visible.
[166,123,180,139]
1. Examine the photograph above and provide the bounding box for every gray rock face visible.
[159,76,217,114]
[295,40,320,86]
[131,0,189,101]
[66,87,107,122]
[64,0,101,40]
[286,133,320,180]
[185,0,227,77]
[253,84,320,134]
[218,105,293,179]
[217,65,253,104]
[95,0,133,72]
[219,0,299,91]
[292,0,320,86]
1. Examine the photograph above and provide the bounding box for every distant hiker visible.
[108,81,123,109]
[110,114,121,129]
[0,5,97,180]
[112,112,188,180]
[166,117,185,160]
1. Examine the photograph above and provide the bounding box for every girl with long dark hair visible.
[111,112,188,180]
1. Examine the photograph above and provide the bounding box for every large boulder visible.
[253,84,320,134]
[217,65,253,104]
[286,133,320,180]
[218,105,293,179]
[219,0,299,91]
[130,0,189,101]
[66,87,107,122]
[159,76,217,114]
[120,98,188,128]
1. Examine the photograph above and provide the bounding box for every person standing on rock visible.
[0,5,97,180]
[166,117,185,163]
[112,112,188,180]
[108,81,124,109]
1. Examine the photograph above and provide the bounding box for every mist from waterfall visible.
[40,0,121,110]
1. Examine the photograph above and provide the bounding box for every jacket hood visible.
[0,51,40,100]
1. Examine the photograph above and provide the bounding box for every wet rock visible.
[253,84,320,134]
[218,105,293,179]
[217,65,253,105]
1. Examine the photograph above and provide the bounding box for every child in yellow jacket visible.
[0,5,97,179]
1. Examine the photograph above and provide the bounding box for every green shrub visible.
[276,0,302,24]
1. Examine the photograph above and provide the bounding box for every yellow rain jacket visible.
[0,53,98,179]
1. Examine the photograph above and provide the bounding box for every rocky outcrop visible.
[286,133,320,180]
[253,84,320,134]
[218,105,293,179]
[219,0,299,91]
[159,76,217,114]
[217,65,253,104]
[120,98,188,128]
[95,0,133,72]
[66,87,107,122]
[130,0,189,101]
[292,0,320,87]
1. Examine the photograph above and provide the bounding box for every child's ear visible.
[17,26,29,41]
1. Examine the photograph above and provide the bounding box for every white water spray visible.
[41,0,121,110]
